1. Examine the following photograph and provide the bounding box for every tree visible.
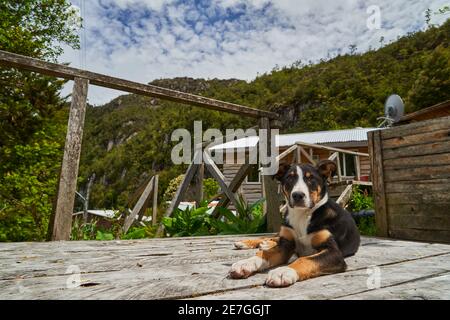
[0,0,80,241]
[406,45,450,111]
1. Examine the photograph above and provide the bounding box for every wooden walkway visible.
[0,235,449,300]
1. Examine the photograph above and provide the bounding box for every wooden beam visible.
[336,184,353,208]
[210,163,252,218]
[296,141,369,157]
[157,156,200,236]
[276,144,297,162]
[48,77,89,241]
[299,147,316,165]
[0,50,278,119]
[123,176,155,233]
[368,130,389,237]
[259,117,282,233]
[192,164,204,207]
[355,155,361,181]
[203,152,240,210]
[152,175,159,226]
[336,153,342,182]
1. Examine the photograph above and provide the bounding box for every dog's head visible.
[274,160,336,209]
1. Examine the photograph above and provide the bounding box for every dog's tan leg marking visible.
[266,230,346,287]
[234,237,279,250]
[230,227,295,279]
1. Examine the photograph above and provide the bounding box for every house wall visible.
[222,144,370,204]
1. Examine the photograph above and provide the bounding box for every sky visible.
[60,0,450,105]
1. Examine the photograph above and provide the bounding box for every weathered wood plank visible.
[191,253,450,300]
[124,176,155,233]
[368,130,388,237]
[385,180,450,193]
[388,214,450,231]
[260,117,282,233]
[389,228,450,243]
[336,184,353,207]
[152,175,159,225]
[386,192,450,205]
[384,164,450,182]
[381,116,450,139]
[48,77,89,241]
[382,128,450,149]
[1,236,449,300]
[383,153,450,169]
[382,142,450,160]
[339,273,450,300]
[0,50,277,119]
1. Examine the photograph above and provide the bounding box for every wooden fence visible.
[0,50,279,240]
[368,116,450,243]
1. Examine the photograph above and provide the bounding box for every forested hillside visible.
[79,19,450,210]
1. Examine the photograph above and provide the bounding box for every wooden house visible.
[211,127,376,204]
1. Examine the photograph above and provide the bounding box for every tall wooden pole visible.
[259,117,282,233]
[49,77,89,241]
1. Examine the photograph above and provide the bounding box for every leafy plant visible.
[210,196,266,235]
[203,178,220,200]
[162,203,211,237]
[349,185,376,236]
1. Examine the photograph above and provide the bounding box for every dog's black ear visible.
[317,160,337,180]
[273,161,291,181]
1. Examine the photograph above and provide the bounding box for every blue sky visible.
[61,0,449,105]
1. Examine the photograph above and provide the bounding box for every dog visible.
[229,160,360,287]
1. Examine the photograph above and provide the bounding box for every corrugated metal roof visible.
[210,127,377,150]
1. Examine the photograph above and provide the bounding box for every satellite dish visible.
[384,94,404,122]
[378,94,404,127]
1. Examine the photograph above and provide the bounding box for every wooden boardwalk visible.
[0,235,449,300]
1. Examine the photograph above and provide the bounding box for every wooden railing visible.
[0,50,280,240]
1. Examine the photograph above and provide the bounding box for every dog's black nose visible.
[292,192,305,202]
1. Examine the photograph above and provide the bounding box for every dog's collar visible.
[310,193,329,214]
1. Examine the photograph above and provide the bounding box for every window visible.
[246,164,261,183]
[339,153,356,177]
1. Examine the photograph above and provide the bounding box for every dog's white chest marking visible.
[286,208,315,256]
[286,194,329,257]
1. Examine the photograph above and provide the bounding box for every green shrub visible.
[203,178,220,199]
[162,203,211,237]
[349,185,376,236]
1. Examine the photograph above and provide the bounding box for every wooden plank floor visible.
[0,235,449,300]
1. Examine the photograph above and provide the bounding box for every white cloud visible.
[60,0,450,105]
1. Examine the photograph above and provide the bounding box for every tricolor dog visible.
[229,160,360,287]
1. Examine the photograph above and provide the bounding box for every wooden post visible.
[259,117,281,233]
[152,175,159,226]
[83,173,95,223]
[297,146,303,163]
[355,155,361,181]
[368,130,389,237]
[48,77,89,241]
[192,163,204,207]
[336,153,342,182]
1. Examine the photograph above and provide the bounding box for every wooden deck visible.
[1,235,449,300]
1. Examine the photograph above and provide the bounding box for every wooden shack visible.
[368,100,450,243]
[212,128,374,204]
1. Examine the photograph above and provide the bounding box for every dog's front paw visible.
[234,240,252,250]
[265,266,299,287]
[229,257,266,279]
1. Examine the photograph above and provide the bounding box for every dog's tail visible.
[351,209,375,222]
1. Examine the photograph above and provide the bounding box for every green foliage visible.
[162,174,185,203]
[210,197,266,235]
[162,197,266,237]
[202,178,220,200]
[162,204,211,237]
[0,0,80,241]
[348,185,376,236]
[349,186,374,211]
